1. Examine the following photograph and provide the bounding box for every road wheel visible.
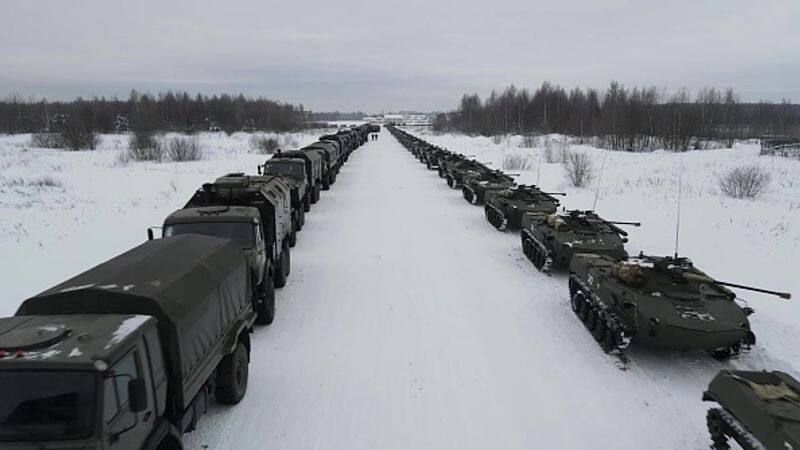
[304,194,311,212]
[601,327,617,353]
[707,409,731,450]
[283,243,291,277]
[322,177,330,190]
[255,268,275,325]
[288,230,297,248]
[570,291,584,314]
[592,315,607,341]
[275,250,288,288]
[312,184,321,203]
[532,247,545,270]
[215,342,249,404]
[299,207,306,229]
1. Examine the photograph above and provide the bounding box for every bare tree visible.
[562,151,595,187]
[718,165,770,199]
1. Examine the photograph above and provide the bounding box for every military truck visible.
[484,185,563,230]
[704,369,800,450]
[303,141,340,189]
[521,210,639,272]
[1,235,255,449]
[461,170,516,205]
[259,155,310,231]
[155,174,293,324]
[319,135,349,166]
[568,253,790,356]
[268,149,323,204]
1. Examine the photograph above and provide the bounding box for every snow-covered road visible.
[185,128,724,450]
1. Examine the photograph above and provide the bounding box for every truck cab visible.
[258,158,310,230]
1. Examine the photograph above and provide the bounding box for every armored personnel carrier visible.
[444,159,490,189]
[437,153,469,178]
[521,210,639,272]
[461,170,516,205]
[568,253,790,356]
[704,369,800,450]
[484,185,563,230]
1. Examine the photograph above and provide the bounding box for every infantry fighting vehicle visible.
[444,159,490,189]
[437,153,470,178]
[568,253,790,357]
[484,185,564,230]
[154,174,293,324]
[268,148,324,204]
[461,170,516,205]
[422,146,451,170]
[704,369,800,450]
[521,210,639,272]
[0,235,255,449]
[259,154,310,231]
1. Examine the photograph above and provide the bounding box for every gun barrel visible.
[606,221,642,226]
[683,273,791,299]
[542,192,567,196]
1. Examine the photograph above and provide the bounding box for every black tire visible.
[303,194,311,212]
[570,291,584,313]
[601,328,616,353]
[592,315,607,341]
[299,207,306,228]
[532,246,545,270]
[711,347,733,361]
[254,268,275,325]
[312,184,321,203]
[585,306,598,329]
[215,342,249,404]
[707,409,731,450]
[446,176,455,188]
[322,177,330,190]
[274,252,288,288]
[288,231,297,248]
[283,244,291,277]
[577,298,590,321]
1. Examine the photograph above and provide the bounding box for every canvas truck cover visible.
[16,234,252,412]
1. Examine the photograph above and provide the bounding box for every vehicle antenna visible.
[536,149,542,185]
[674,155,684,259]
[592,149,610,211]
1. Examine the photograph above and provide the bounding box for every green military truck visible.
[268,149,324,204]
[303,141,340,189]
[0,234,255,449]
[258,157,309,232]
[155,174,293,325]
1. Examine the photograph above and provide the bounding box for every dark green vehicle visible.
[461,170,516,205]
[568,253,789,356]
[267,149,323,204]
[259,156,310,231]
[521,210,639,272]
[303,141,340,189]
[704,369,800,450]
[437,153,469,179]
[444,159,490,189]
[484,185,564,230]
[0,235,255,449]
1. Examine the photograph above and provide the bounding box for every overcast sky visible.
[1,0,798,112]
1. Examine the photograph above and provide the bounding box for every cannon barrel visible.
[682,273,791,299]
[605,220,641,227]
[585,219,640,236]
[542,192,567,196]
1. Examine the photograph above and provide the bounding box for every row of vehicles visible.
[387,125,796,450]
[0,123,380,450]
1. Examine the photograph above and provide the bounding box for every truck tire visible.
[304,193,311,212]
[255,268,275,325]
[313,185,321,203]
[322,177,330,191]
[298,207,305,229]
[283,244,291,277]
[288,230,297,248]
[274,245,288,288]
[215,342,249,404]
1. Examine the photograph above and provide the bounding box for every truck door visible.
[103,348,154,447]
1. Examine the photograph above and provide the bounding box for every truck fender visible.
[144,419,183,450]
[223,318,254,357]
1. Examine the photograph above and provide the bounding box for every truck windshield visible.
[265,162,304,177]
[0,371,96,442]
[164,222,255,249]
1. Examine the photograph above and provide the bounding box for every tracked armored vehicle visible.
[521,210,638,272]
[484,185,564,230]
[461,170,516,205]
[437,153,469,178]
[444,159,490,189]
[568,253,790,357]
[704,369,800,450]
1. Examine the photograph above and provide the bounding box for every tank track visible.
[520,229,553,273]
[484,203,508,231]
[462,186,478,205]
[706,408,766,450]
[568,275,632,354]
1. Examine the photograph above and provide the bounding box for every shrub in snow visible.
[718,165,771,199]
[30,132,65,149]
[543,139,558,163]
[127,130,164,162]
[60,120,99,151]
[503,153,533,170]
[562,151,594,187]
[279,134,299,149]
[520,134,537,148]
[250,135,280,154]
[492,135,504,145]
[166,137,204,162]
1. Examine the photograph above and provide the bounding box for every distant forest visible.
[434,82,800,151]
[0,91,310,135]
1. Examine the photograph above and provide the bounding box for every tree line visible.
[0,91,308,135]
[434,82,800,151]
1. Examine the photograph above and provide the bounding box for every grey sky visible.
[1,0,798,112]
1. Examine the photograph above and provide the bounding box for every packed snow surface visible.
[1,128,798,449]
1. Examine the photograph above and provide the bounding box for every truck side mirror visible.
[147,229,154,241]
[128,378,148,413]
[257,164,263,175]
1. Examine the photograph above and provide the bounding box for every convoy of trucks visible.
[0,124,373,449]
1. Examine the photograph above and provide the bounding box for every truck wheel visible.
[215,342,249,404]
[255,268,275,325]
[288,231,297,248]
[304,194,311,212]
[283,244,291,277]
[274,248,288,288]
[313,185,321,202]
[298,207,306,229]
[322,178,330,190]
